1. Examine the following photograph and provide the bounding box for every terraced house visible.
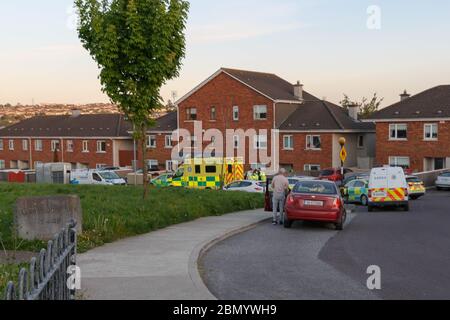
[364,85,450,172]
[170,68,375,172]
[0,112,134,170]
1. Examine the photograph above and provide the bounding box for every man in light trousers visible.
[271,168,290,225]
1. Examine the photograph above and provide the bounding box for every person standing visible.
[271,168,290,225]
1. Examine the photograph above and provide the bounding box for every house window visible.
[254,105,268,120]
[0,160,5,169]
[254,135,268,150]
[147,135,157,148]
[165,135,172,148]
[97,141,107,153]
[424,124,438,140]
[51,140,60,152]
[357,135,365,148]
[8,140,14,151]
[190,135,198,148]
[233,106,239,121]
[186,107,197,121]
[0,140,3,150]
[96,164,107,169]
[147,160,159,169]
[389,124,408,140]
[82,141,89,152]
[389,156,410,169]
[67,140,74,152]
[306,135,321,150]
[304,164,321,172]
[233,135,240,149]
[166,160,178,172]
[35,140,43,151]
[210,107,216,120]
[22,140,28,151]
[283,135,294,150]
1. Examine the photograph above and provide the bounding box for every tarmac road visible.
[200,190,450,300]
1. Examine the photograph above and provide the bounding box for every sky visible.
[0,0,449,108]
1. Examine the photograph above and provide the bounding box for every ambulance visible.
[171,157,244,190]
[368,166,409,212]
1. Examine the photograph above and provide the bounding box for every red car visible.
[284,180,347,230]
[319,168,353,183]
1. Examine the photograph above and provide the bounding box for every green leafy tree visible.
[340,93,384,119]
[75,0,189,198]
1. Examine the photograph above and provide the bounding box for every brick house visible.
[364,85,450,172]
[169,68,375,173]
[0,113,134,170]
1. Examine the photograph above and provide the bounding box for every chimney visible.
[293,81,304,100]
[400,90,411,101]
[71,109,81,117]
[348,103,359,121]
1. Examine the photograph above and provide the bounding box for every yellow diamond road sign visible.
[340,147,347,163]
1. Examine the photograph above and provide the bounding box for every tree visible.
[340,93,384,119]
[75,0,190,198]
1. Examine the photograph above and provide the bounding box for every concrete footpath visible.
[78,209,271,300]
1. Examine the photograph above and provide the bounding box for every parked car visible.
[406,176,426,200]
[368,166,409,212]
[435,172,450,190]
[70,170,127,185]
[342,172,370,187]
[224,180,266,193]
[284,180,347,230]
[319,168,353,184]
[343,179,369,206]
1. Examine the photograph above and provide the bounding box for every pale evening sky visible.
[0,0,449,108]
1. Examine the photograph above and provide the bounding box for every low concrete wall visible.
[416,169,449,187]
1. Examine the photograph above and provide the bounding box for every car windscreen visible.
[440,172,450,177]
[293,181,338,195]
[99,171,121,180]
[320,170,334,176]
[406,177,422,183]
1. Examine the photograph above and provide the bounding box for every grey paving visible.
[78,209,271,300]
[201,190,450,300]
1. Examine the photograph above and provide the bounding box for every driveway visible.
[200,190,450,300]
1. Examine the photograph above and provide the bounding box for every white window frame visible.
[0,160,5,169]
[254,135,268,150]
[82,140,89,153]
[186,107,197,121]
[147,135,157,149]
[233,106,239,121]
[389,156,410,168]
[166,160,178,172]
[67,140,74,152]
[8,140,14,151]
[253,105,268,120]
[165,135,172,148]
[97,140,107,153]
[306,135,321,150]
[424,123,438,141]
[389,123,408,141]
[210,106,216,120]
[147,159,159,168]
[22,139,28,151]
[35,140,43,151]
[51,140,60,152]
[283,135,294,150]
[0,139,4,151]
[304,164,321,172]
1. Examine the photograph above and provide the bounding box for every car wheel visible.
[436,186,442,191]
[403,204,410,212]
[335,211,346,231]
[283,213,293,229]
[368,205,374,212]
[360,195,368,206]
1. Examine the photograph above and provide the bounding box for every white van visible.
[368,166,409,212]
[70,169,126,186]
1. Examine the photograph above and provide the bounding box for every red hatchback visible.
[319,168,353,183]
[284,180,347,230]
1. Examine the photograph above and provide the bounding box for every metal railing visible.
[4,221,78,300]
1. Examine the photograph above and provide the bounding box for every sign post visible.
[339,137,347,177]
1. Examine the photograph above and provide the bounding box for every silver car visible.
[436,172,450,190]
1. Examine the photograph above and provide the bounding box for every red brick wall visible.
[0,138,116,169]
[279,133,333,172]
[178,72,274,169]
[376,121,450,172]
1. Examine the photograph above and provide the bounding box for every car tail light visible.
[368,189,372,198]
[332,198,342,209]
[287,195,294,205]
[254,187,263,191]
[404,188,409,197]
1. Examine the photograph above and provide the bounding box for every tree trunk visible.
[141,125,149,199]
